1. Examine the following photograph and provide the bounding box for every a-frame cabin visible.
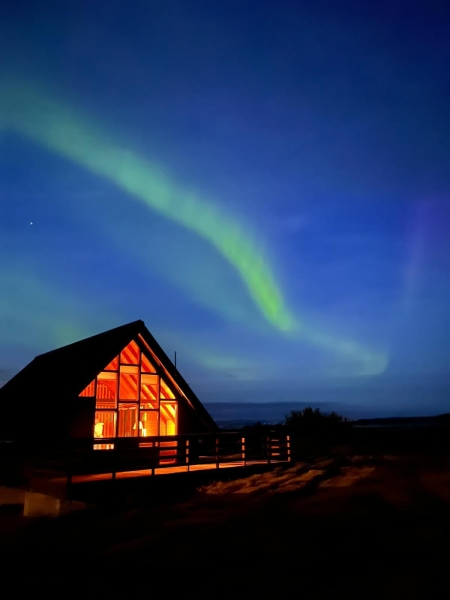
[0,320,217,446]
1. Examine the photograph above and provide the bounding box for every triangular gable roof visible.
[0,320,217,433]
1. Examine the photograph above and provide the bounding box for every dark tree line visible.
[242,407,351,435]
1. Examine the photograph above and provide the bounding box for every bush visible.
[284,407,350,436]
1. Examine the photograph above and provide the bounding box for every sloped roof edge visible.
[0,320,218,432]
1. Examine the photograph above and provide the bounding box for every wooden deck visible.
[62,458,287,484]
[1,432,291,500]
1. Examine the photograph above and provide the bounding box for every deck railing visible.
[17,432,291,484]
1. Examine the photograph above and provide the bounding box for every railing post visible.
[286,435,291,462]
[151,441,155,476]
[186,439,190,472]
[112,442,117,480]
[266,436,271,465]
[241,437,246,466]
[215,437,220,469]
[155,440,160,474]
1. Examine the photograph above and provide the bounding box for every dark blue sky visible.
[1,1,450,417]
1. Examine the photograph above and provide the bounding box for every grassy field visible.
[2,452,450,598]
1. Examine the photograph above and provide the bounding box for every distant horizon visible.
[204,398,450,424]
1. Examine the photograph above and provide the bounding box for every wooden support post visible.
[241,437,246,466]
[286,435,291,462]
[215,438,220,469]
[267,436,271,465]
[66,443,73,499]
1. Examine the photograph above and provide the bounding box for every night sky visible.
[1,1,450,418]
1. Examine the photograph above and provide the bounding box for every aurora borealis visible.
[1,2,450,416]
[2,80,296,333]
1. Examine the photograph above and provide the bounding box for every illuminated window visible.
[140,411,158,437]
[118,404,138,437]
[141,353,157,373]
[94,411,116,438]
[160,402,177,435]
[79,379,95,397]
[120,340,140,365]
[160,378,175,399]
[140,374,158,408]
[96,372,117,408]
[104,355,119,370]
[85,339,179,447]
[119,366,139,400]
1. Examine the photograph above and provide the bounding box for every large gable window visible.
[78,338,177,446]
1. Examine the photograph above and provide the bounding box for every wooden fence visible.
[3,432,291,485]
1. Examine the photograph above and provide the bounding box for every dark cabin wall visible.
[0,398,18,441]
[0,393,74,442]
[69,397,96,438]
[177,400,212,435]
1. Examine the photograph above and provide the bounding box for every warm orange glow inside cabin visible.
[160,402,177,435]
[95,411,116,437]
[140,374,158,408]
[118,403,138,437]
[160,378,175,399]
[140,410,158,437]
[97,371,117,408]
[120,340,140,365]
[79,380,95,397]
[141,352,157,373]
[79,339,177,447]
[104,355,119,370]
[119,366,139,400]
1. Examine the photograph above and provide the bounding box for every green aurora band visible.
[3,80,291,331]
[1,79,387,375]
